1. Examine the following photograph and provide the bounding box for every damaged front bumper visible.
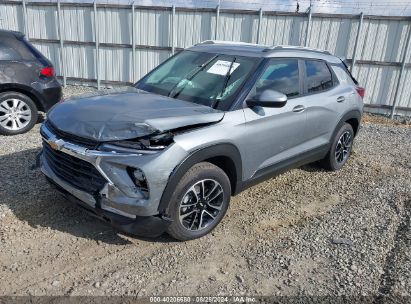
[40,122,188,235]
[46,176,171,237]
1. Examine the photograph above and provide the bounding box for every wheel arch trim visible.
[334,109,362,140]
[158,143,242,214]
[0,83,45,112]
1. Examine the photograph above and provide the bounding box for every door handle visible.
[292,105,306,113]
[337,96,345,103]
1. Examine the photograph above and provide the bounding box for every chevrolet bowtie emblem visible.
[49,141,59,150]
[47,139,64,151]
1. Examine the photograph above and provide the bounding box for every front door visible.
[241,58,307,180]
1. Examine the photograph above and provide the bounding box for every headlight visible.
[99,133,173,154]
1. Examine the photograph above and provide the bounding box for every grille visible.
[44,121,99,150]
[43,141,107,194]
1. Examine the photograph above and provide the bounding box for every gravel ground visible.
[0,86,410,300]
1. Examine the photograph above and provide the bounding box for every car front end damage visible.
[38,88,225,237]
[39,121,190,237]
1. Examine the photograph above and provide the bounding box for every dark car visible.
[0,30,62,135]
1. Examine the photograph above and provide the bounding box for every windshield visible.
[136,50,259,110]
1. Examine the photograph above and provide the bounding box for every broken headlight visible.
[127,167,149,197]
[99,133,173,154]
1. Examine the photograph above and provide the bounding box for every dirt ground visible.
[0,90,410,299]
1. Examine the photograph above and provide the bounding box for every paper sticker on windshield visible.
[207,60,240,76]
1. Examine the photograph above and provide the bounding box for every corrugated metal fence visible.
[1,1,411,117]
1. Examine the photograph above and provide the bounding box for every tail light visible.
[356,86,365,99]
[40,66,55,78]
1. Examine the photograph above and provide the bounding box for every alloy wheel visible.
[179,179,224,231]
[335,130,352,164]
[0,99,32,131]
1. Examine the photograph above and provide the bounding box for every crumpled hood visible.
[47,87,224,141]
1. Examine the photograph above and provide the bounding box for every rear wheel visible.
[0,91,38,135]
[321,123,354,171]
[167,162,231,241]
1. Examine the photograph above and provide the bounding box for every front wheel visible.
[166,162,231,241]
[321,123,354,171]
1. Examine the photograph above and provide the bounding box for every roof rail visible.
[195,40,260,46]
[263,45,331,55]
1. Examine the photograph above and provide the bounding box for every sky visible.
[15,0,411,16]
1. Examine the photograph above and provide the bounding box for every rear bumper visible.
[31,78,62,112]
[46,176,172,237]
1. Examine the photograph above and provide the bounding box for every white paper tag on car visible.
[207,60,240,76]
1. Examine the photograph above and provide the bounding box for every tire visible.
[0,91,38,135]
[321,123,354,171]
[166,162,231,241]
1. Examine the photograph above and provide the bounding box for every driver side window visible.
[253,59,300,98]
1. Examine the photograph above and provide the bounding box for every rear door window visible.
[304,60,334,93]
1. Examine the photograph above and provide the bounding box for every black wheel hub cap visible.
[335,130,352,164]
[179,179,224,231]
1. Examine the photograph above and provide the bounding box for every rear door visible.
[242,58,307,179]
[300,59,353,150]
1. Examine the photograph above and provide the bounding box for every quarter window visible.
[0,42,21,60]
[253,59,300,98]
[0,37,36,61]
[305,60,333,93]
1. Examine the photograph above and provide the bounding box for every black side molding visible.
[334,109,362,137]
[237,144,329,193]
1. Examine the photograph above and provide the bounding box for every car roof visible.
[0,29,24,39]
[187,40,342,64]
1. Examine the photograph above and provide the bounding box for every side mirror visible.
[246,90,287,108]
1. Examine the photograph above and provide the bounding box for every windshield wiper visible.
[168,55,218,98]
[211,57,236,109]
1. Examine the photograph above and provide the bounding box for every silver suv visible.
[40,41,364,240]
